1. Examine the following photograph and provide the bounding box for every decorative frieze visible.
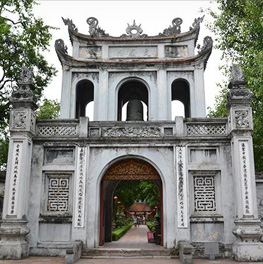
[47,176,70,212]
[239,141,253,216]
[102,126,161,138]
[176,146,187,228]
[194,175,216,212]
[74,146,87,228]
[8,142,22,215]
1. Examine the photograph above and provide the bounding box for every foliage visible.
[36,98,60,119]
[113,181,160,209]
[207,0,263,171]
[0,0,56,171]
[112,222,133,241]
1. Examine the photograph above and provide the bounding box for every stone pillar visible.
[228,65,263,261]
[0,67,37,259]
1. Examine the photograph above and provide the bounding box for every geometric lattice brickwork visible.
[194,176,216,211]
[38,125,77,137]
[187,124,226,135]
[47,177,69,212]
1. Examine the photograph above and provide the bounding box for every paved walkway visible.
[0,257,261,264]
[0,225,261,263]
[104,224,161,249]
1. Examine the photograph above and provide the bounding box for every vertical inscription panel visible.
[7,141,23,215]
[74,146,87,228]
[239,141,253,216]
[176,146,188,228]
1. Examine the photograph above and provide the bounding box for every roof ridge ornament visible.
[126,20,143,38]
[87,17,109,37]
[190,15,204,30]
[159,17,183,36]
[62,17,78,32]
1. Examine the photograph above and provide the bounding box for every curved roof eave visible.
[67,25,201,46]
[55,37,212,71]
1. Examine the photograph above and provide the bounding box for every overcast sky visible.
[34,0,225,113]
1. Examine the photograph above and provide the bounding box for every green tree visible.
[36,98,60,119]
[114,181,160,209]
[208,0,263,171]
[0,0,56,171]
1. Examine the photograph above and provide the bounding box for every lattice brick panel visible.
[47,178,69,212]
[38,125,77,137]
[187,124,226,135]
[194,176,216,211]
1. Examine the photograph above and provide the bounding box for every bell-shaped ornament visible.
[126,99,143,121]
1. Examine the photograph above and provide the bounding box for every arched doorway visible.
[99,158,163,246]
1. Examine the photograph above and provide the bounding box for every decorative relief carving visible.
[74,147,87,227]
[165,45,188,58]
[164,127,173,136]
[235,110,250,128]
[194,175,216,212]
[89,128,100,137]
[102,127,161,138]
[62,17,78,31]
[30,112,36,133]
[104,159,160,181]
[47,176,69,212]
[176,147,187,228]
[79,46,102,59]
[8,142,22,215]
[19,65,33,83]
[239,142,252,216]
[13,112,27,129]
[87,17,109,37]
[55,39,68,54]
[197,36,213,55]
[160,18,183,36]
[126,20,143,38]
[189,16,204,30]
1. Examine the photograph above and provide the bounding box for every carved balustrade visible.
[35,118,228,139]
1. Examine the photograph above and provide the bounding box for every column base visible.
[233,242,263,261]
[0,219,30,259]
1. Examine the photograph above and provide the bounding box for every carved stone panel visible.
[102,126,161,138]
[45,149,74,164]
[230,107,253,131]
[109,46,158,59]
[74,146,87,228]
[79,46,102,59]
[10,109,36,134]
[165,45,188,58]
[176,146,188,228]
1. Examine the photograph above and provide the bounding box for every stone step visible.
[82,248,176,258]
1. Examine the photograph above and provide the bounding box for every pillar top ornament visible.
[10,66,37,110]
[227,64,252,108]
